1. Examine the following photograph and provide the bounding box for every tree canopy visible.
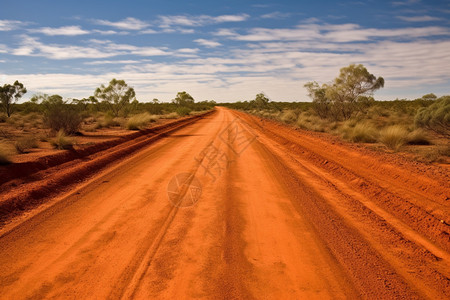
[253,92,270,109]
[0,80,27,117]
[172,91,195,106]
[305,64,384,120]
[94,79,136,116]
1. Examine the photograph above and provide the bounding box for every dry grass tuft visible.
[344,123,378,143]
[406,129,431,145]
[50,130,74,150]
[379,125,408,151]
[279,110,298,124]
[14,136,38,154]
[126,112,158,130]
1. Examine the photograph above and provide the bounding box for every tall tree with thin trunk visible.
[94,79,136,117]
[0,81,27,117]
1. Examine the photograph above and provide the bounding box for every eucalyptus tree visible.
[94,79,136,117]
[0,80,27,117]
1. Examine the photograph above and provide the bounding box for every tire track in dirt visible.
[233,109,449,298]
[235,111,450,253]
[112,113,230,299]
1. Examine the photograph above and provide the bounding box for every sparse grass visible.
[379,125,409,151]
[126,112,158,130]
[14,136,38,154]
[50,130,74,150]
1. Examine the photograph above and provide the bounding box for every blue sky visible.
[1,0,449,102]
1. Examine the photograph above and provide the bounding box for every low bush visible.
[44,105,82,134]
[14,136,38,154]
[50,130,74,150]
[176,106,192,116]
[415,96,449,137]
[0,114,6,123]
[126,112,158,130]
[379,125,408,151]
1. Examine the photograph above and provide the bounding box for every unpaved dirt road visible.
[0,107,449,299]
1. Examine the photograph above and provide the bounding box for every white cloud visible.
[214,14,250,22]
[95,17,149,30]
[261,12,291,19]
[0,20,26,31]
[10,36,175,59]
[84,60,143,65]
[12,35,120,59]
[158,14,249,28]
[213,28,237,36]
[93,29,119,35]
[139,29,158,34]
[194,39,221,48]
[224,23,450,42]
[28,26,90,36]
[397,15,442,22]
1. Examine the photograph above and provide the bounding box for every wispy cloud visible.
[397,15,441,22]
[194,39,221,48]
[28,25,90,36]
[392,0,420,6]
[158,14,249,28]
[84,60,143,65]
[0,20,27,31]
[261,12,291,19]
[220,23,450,42]
[9,36,198,60]
[95,17,149,30]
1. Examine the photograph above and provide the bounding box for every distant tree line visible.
[0,78,216,135]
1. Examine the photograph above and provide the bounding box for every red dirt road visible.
[0,107,449,299]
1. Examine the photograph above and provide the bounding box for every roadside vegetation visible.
[0,78,215,163]
[222,64,449,163]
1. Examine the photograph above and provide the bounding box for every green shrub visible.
[50,130,74,150]
[406,129,431,145]
[346,123,378,143]
[379,125,408,151]
[126,112,158,130]
[415,96,449,137]
[176,107,192,116]
[44,105,82,134]
[279,110,298,124]
[14,136,38,154]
